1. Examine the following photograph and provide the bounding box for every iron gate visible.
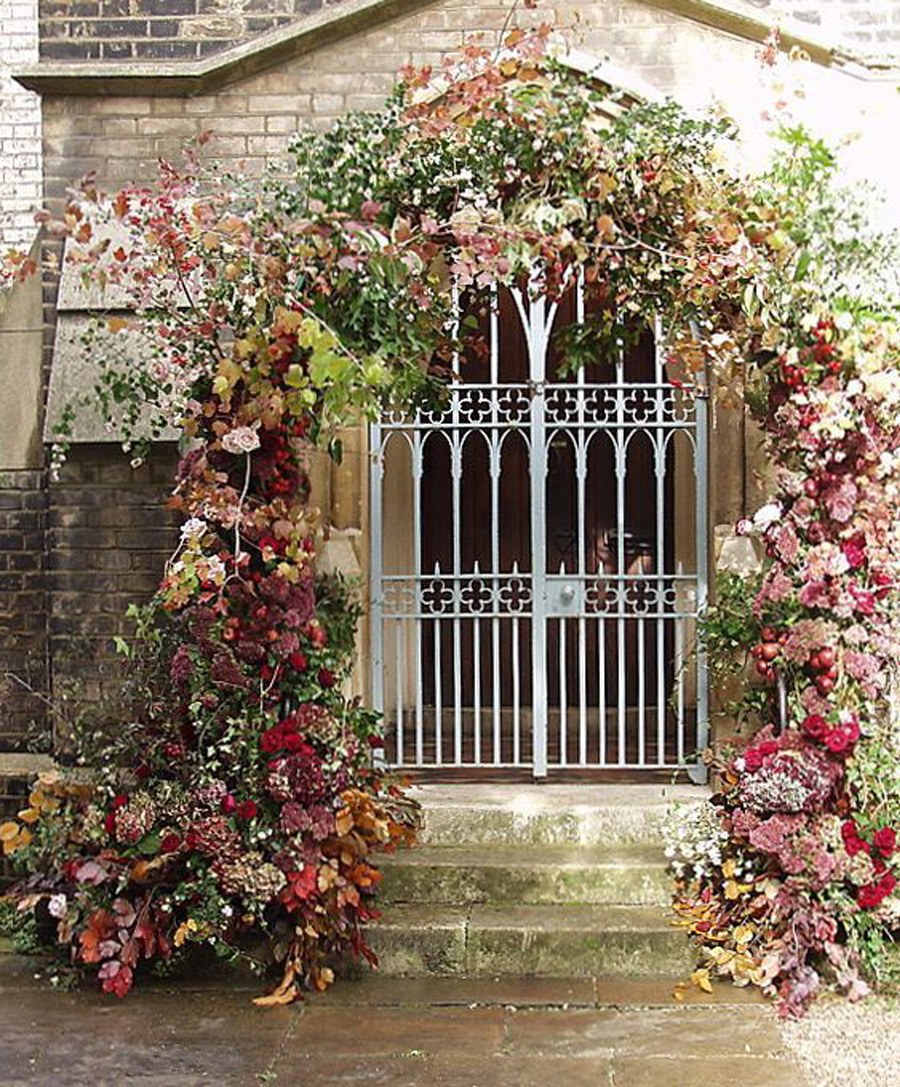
[369,284,709,779]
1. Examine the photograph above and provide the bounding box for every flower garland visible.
[1,311,418,1000]
[671,316,900,1016]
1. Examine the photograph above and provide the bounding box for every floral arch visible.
[1,30,898,1017]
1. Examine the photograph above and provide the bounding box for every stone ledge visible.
[0,753,55,779]
[14,0,433,97]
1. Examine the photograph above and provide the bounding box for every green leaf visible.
[137,832,161,856]
[285,363,306,388]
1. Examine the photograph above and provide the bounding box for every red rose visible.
[743,748,764,772]
[825,726,857,754]
[318,667,336,688]
[802,714,828,740]
[112,793,129,810]
[236,800,258,820]
[260,728,282,753]
[842,820,869,857]
[857,877,894,910]
[134,764,151,780]
[220,794,237,815]
[160,833,182,853]
[282,732,306,753]
[104,812,117,836]
[289,651,307,672]
[873,827,897,857]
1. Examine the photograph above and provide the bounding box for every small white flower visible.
[180,517,207,543]
[752,502,782,531]
[48,893,68,920]
[221,424,261,455]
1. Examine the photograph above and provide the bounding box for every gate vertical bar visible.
[450,287,463,765]
[692,378,711,783]
[575,273,588,765]
[412,431,424,766]
[490,288,502,765]
[369,422,385,763]
[653,317,667,765]
[615,345,627,766]
[527,291,548,778]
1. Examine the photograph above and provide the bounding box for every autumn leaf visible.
[691,968,714,994]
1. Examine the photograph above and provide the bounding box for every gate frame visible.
[369,285,710,782]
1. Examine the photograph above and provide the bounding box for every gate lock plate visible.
[546,577,582,615]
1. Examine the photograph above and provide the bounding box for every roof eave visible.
[13,0,899,98]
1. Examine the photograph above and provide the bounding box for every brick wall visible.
[0,470,48,750]
[38,0,353,61]
[0,0,41,252]
[47,446,179,731]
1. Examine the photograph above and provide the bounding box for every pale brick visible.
[136,115,196,136]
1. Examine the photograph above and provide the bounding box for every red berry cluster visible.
[806,646,839,697]
[779,319,842,388]
[254,429,304,500]
[750,625,784,682]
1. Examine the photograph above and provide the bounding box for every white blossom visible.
[221,425,261,455]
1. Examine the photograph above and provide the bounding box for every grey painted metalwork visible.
[369,283,709,778]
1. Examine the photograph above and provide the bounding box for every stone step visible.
[411,783,706,848]
[379,845,670,906]
[368,904,693,978]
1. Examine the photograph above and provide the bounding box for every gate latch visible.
[547,577,581,615]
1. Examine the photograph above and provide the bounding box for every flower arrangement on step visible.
[1,378,419,1000]
[669,309,900,1016]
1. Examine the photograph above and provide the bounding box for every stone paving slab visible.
[504,1005,788,1059]
[309,974,599,1007]
[611,1055,811,1087]
[0,986,292,1087]
[0,954,810,1087]
[284,1005,507,1057]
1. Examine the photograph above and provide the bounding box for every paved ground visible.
[0,956,812,1087]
